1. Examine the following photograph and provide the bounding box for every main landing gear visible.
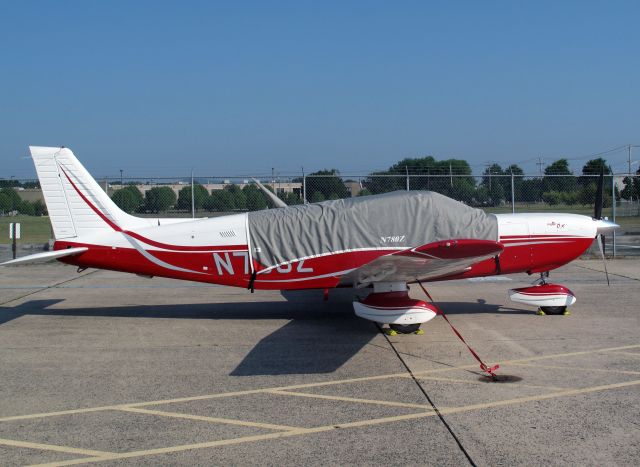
[352,282,437,335]
[536,306,570,316]
[508,272,576,316]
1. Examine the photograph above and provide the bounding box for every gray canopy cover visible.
[247,191,498,268]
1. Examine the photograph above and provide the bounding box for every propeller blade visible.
[596,234,610,286]
[594,166,604,219]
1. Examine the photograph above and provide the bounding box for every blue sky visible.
[1,1,638,179]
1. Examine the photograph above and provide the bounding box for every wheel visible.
[389,323,421,334]
[539,306,567,315]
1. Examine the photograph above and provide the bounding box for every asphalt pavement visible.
[0,259,638,466]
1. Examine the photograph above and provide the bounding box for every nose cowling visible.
[594,219,620,235]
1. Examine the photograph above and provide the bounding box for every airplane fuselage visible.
[54,212,597,290]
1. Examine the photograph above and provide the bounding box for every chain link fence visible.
[2,172,639,256]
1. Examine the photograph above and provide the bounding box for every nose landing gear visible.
[509,272,576,315]
[385,323,424,335]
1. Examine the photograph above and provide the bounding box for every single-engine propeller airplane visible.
[2,146,619,336]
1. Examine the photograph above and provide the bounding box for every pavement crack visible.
[378,323,478,467]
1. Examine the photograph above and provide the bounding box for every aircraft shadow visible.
[436,299,531,315]
[0,292,528,376]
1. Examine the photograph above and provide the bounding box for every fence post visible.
[511,172,515,214]
[405,166,409,191]
[612,173,616,258]
[191,169,195,219]
[302,170,307,204]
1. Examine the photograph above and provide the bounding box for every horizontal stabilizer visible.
[1,247,88,266]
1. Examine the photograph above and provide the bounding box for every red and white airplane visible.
[2,147,618,335]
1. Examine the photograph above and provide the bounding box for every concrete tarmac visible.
[0,259,638,466]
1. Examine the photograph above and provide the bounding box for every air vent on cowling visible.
[219,230,237,238]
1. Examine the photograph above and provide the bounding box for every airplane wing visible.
[344,239,503,287]
[0,247,88,266]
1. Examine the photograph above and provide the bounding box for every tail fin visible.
[30,146,150,239]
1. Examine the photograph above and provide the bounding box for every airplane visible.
[2,146,619,339]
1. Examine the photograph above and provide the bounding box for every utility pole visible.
[120,169,123,186]
[449,163,453,188]
[485,162,493,189]
[536,157,544,176]
[191,169,195,219]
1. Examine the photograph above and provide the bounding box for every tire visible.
[389,323,421,334]
[539,306,567,315]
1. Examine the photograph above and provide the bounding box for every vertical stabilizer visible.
[30,146,151,239]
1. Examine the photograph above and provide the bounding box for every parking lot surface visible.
[0,259,638,466]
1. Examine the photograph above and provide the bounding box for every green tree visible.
[357,188,372,197]
[504,164,524,203]
[364,157,475,198]
[620,176,639,200]
[543,159,577,193]
[226,184,247,210]
[205,190,235,212]
[481,163,504,188]
[542,191,562,205]
[121,185,144,212]
[452,178,477,204]
[306,169,349,202]
[144,186,176,213]
[242,185,268,211]
[0,188,21,210]
[33,199,47,216]
[177,184,209,211]
[112,188,140,213]
[520,178,544,203]
[278,191,302,205]
[0,193,12,212]
[479,164,506,205]
[17,200,35,215]
[579,158,611,186]
[310,191,325,203]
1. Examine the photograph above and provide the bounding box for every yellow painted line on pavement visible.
[0,437,112,457]
[266,389,435,410]
[438,379,640,415]
[26,379,640,466]
[503,343,640,364]
[416,374,569,391]
[511,362,640,376]
[0,406,124,423]
[5,343,639,424]
[116,406,299,431]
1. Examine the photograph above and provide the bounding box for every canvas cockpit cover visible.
[247,191,498,269]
